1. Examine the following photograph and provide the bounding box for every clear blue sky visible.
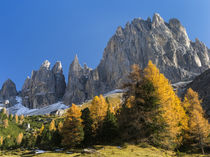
[0,0,210,90]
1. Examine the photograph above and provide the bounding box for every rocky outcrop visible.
[186,69,210,117]
[0,79,18,107]
[64,13,210,105]
[63,55,100,104]
[22,60,66,109]
[52,61,66,99]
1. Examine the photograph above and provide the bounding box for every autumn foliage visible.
[182,88,210,154]
[49,119,56,132]
[143,61,188,149]
[90,95,109,134]
[16,133,23,145]
[3,119,8,128]
[61,104,84,148]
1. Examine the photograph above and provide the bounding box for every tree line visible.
[0,60,209,154]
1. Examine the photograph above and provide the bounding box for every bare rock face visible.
[0,79,18,107]
[52,61,66,99]
[64,13,210,105]
[22,60,66,109]
[63,55,99,105]
[186,69,210,117]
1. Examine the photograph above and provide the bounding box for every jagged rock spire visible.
[69,54,82,77]
[52,61,63,74]
[1,79,17,99]
[40,60,51,70]
[22,60,66,109]
[152,13,165,27]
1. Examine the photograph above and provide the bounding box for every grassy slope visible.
[0,120,24,138]
[80,93,123,111]
[1,144,208,157]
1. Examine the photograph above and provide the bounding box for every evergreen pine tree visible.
[9,114,13,121]
[118,64,161,144]
[100,107,119,143]
[81,107,93,146]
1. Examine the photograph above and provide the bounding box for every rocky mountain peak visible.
[69,54,82,77]
[63,13,210,106]
[22,60,66,109]
[1,79,17,99]
[169,18,190,47]
[0,79,18,107]
[152,13,165,27]
[40,60,51,70]
[52,61,63,74]
[116,26,124,37]
[169,18,182,28]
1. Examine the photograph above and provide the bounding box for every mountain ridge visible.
[64,13,210,105]
[0,13,209,110]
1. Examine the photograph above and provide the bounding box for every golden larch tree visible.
[143,60,188,149]
[20,115,24,122]
[0,136,3,145]
[16,133,23,145]
[49,119,56,132]
[2,108,7,114]
[90,95,109,133]
[39,124,45,135]
[183,88,210,154]
[3,119,8,128]
[58,121,63,133]
[61,104,84,148]
[15,114,18,123]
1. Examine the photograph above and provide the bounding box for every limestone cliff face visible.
[63,55,101,105]
[22,60,66,109]
[0,79,18,107]
[64,13,210,105]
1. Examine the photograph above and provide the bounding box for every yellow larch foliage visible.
[90,95,109,132]
[16,133,23,145]
[0,136,3,145]
[58,121,63,133]
[15,114,18,123]
[62,104,83,147]
[2,108,7,114]
[125,96,135,108]
[3,119,8,128]
[49,119,56,132]
[20,115,24,120]
[39,124,45,135]
[183,88,210,154]
[144,60,188,148]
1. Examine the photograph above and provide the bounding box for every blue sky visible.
[0,0,209,90]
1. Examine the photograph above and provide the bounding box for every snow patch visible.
[35,150,47,154]
[104,89,124,97]
[7,96,68,116]
[26,102,68,116]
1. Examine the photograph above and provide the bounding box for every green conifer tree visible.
[100,107,119,143]
[81,108,94,146]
